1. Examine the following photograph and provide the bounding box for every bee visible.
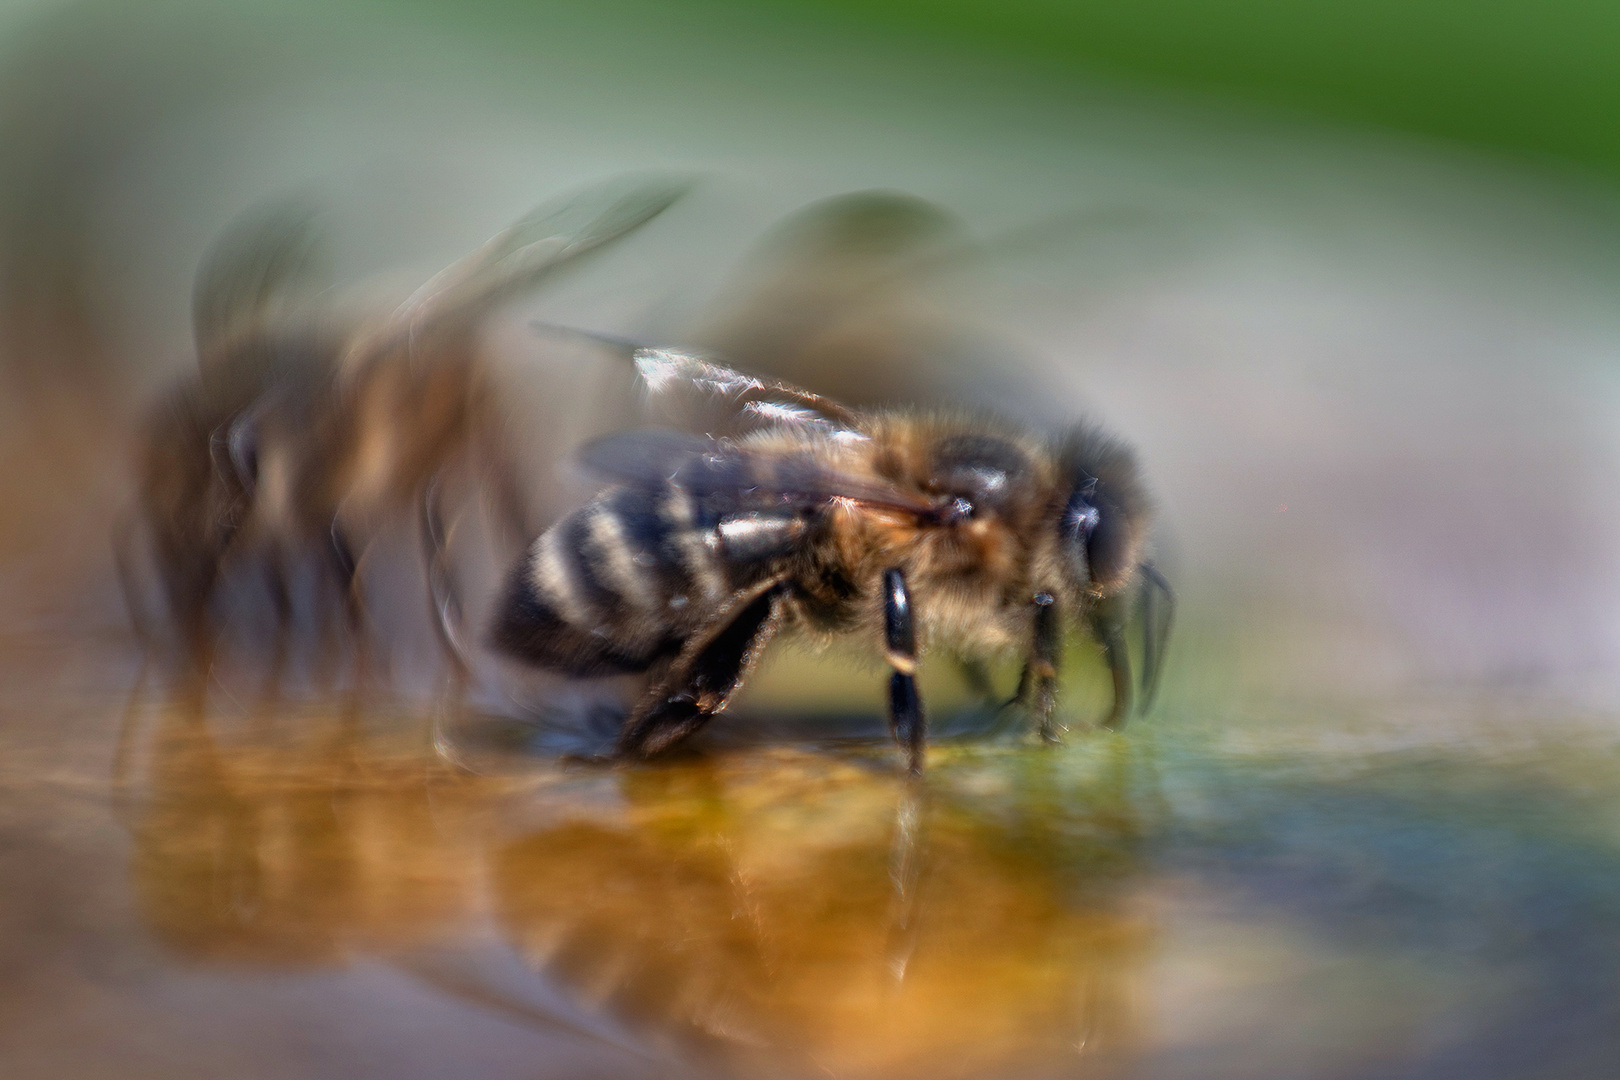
[123,178,687,679]
[120,204,339,667]
[489,347,1174,772]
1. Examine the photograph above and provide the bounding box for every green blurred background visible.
[426,0,1620,184]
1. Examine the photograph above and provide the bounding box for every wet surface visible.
[6,629,1619,1079]
[5,5,1620,1075]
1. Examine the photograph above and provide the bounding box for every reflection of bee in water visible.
[495,757,1151,1076]
[491,345,1174,772]
[121,179,686,678]
[120,689,1150,1077]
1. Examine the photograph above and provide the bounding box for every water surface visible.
[6,630,1617,1079]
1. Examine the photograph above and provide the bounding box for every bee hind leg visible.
[616,580,788,759]
[883,568,927,775]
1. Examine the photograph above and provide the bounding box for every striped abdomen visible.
[490,474,810,677]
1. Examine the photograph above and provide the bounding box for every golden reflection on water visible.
[120,688,1153,1078]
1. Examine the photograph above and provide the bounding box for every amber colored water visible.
[5,622,1619,1080]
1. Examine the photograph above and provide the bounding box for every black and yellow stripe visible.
[490,451,814,677]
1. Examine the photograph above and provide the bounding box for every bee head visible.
[1056,427,1149,596]
[928,432,1036,521]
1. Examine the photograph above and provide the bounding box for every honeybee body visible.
[503,424,1025,662]
[130,328,340,657]
[124,178,686,674]
[492,351,1171,771]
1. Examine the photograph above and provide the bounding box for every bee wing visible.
[627,346,865,439]
[577,429,943,519]
[192,199,327,361]
[574,428,713,483]
[689,191,966,406]
[348,174,691,365]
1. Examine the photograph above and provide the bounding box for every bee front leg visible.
[1136,561,1175,713]
[883,568,927,775]
[1086,597,1133,731]
[1027,592,1062,742]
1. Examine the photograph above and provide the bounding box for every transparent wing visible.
[525,193,954,440]
[574,428,712,483]
[628,346,864,439]
[348,173,691,365]
[576,429,946,521]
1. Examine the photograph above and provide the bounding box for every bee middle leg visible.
[1003,591,1062,742]
[955,657,998,702]
[883,568,927,774]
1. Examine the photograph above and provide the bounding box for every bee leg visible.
[883,568,927,775]
[617,581,788,759]
[112,511,152,650]
[956,657,998,702]
[1137,561,1175,713]
[258,552,292,702]
[156,535,224,679]
[1087,600,1133,731]
[326,523,369,688]
[420,476,471,681]
[989,594,1063,739]
[1025,592,1062,742]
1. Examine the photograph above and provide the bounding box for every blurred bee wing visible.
[348,174,692,365]
[574,427,712,483]
[576,429,942,520]
[693,191,1213,409]
[691,190,966,405]
[191,199,327,361]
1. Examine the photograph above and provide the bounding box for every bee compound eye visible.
[1066,496,1100,538]
[1064,483,1129,589]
